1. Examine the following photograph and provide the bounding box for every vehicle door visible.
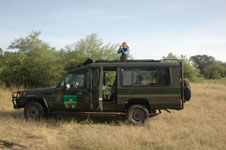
[91,67,103,111]
[53,71,91,111]
[91,68,100,111]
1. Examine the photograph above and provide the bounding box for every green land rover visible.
[12,59,191,124]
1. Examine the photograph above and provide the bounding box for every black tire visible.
[127,104,149,125]
[184,79,191,101]
[24,102,45,120]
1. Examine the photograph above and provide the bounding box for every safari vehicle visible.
[12,59,191,124]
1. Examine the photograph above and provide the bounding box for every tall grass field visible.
[0,80,226,150]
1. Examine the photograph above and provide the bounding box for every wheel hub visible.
[27,106,39,118]
[132,109,145,122]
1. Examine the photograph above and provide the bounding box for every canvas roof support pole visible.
[98,66,103,111]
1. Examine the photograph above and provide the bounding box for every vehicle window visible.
[133,69,157,86]
[61,73,86,88]
[59,79,65,87]
[121,69,132,86]
[121,68,170,87]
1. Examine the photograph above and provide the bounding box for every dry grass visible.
[0,81,226,150]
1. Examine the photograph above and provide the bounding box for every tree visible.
[204,64,226,79]
[0,31,64,87]
[8,31,43,53]
[163,53,199,81]
[190,55,216,74]
[0,48,3,57]
[0,32,121,88]
[62,33,120,68]
[0,52,28,86]
[0,48,3,67]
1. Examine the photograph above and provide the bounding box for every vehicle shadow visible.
[0,110,125,125]
[48,114,126,125]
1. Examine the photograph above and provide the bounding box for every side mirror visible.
[103,72,106,86]
[65,84,71,90]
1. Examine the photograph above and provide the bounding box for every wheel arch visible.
[24,96,50,113]
[124,99,150,112]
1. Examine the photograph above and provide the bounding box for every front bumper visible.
[12,92,24,109]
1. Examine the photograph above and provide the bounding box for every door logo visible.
[64,95,77,108]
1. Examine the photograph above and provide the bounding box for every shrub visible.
[204,64,226,79]
[163,53,199,81]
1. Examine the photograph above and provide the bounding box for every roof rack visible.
[64,58,179,71]
[64,59,94,71]
[95,59,161,63]
[161,59,179,63]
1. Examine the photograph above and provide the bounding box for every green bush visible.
[62,33,119,68]
[163,53,199,81]
[0,32,120,88]
[0,32,64,88]
[190,55,216,74]
[204,64,226,79]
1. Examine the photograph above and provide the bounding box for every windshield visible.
[59,73,86,88]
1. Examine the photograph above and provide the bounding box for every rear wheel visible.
[24,102,45,120]
[127,104,149,124]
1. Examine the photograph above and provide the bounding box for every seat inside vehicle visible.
[102,67,117,103]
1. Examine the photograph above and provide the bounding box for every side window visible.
[59,79,65,87]
[65,73,87,89]
[156,68,170,86]
[121,69,132,86]
[121,68,170,87]
[133,69,157,86]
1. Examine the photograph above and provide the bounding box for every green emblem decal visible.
[64,95,77,108]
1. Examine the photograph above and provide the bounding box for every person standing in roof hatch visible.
[117,42,130,61]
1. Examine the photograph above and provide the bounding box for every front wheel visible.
[127,104,149,124]
[24,102,45,120]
